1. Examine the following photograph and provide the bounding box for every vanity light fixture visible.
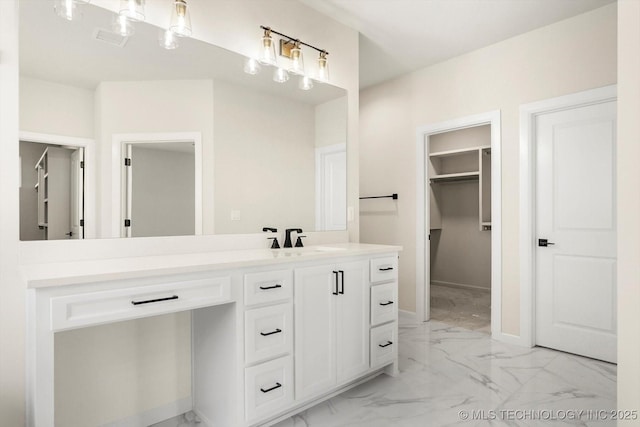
[54,0,89,21]
[169,0,193,37]
[289,41,305,75]
[113,14,135,37]
[317,51,330,83]
[159,29,179,49]
[119,0,145,22]
[243,58,262,75]
[259,27,278,66]
[273,67,290,83]
[298,76,314,91]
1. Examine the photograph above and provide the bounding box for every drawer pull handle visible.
[379,301,394,306]
[131,295,178,306]
[260,328,282,337]
[259,284,282,290]
[378,267,394,271]
[260,382,282,393]
[378,341,393,348]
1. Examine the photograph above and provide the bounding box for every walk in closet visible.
[428,125,492,331]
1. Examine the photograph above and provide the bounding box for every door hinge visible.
[80,219,84,227]
[80,161,84,169]
[124,219,131,227]
[124,158,131,166]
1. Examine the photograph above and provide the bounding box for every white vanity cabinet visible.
[293,260,370,401]
[25,244,400,427]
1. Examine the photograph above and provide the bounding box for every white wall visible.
[19,76,94,139]
[213,79,316,234]
[131,146,196,237]
[95,79,214,237]
[617,0,640,419]
[360,4,617,335]
[315,96,348,148]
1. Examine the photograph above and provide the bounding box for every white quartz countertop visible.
[21,243,402,288]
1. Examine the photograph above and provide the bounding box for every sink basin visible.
[311,246,346,252]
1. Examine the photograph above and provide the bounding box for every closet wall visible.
[430,125,491,290]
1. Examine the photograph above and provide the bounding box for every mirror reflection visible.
[19,1,347,240]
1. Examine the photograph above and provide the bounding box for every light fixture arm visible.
[260,26,329,56]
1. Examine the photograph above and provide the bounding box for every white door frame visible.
[111,132,203,238]
[519,85,617,347]
[19,131,96,239]
[415,111,502,338]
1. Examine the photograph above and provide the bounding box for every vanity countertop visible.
[21,243,402,289]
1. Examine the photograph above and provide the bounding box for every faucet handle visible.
[263,227,277,233]
[295,235,306,248]
[268,237,280,249]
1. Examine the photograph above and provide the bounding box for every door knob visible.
[538,238,555,247]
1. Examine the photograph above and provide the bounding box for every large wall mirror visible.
[19,1,348,240]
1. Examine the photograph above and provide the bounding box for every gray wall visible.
[130,146,195,238]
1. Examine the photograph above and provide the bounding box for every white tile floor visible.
[430,284,491,333]
[274,321,616,426]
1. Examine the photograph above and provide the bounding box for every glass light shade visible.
[273,68,289,83]
[169,0,192,37]
[289,44,305,75]
[259,35,277,66]
[243,58,261,75]
[119,0,145,22]
[54,0,78,21]
[298,76,314,91]
[112,14,134,37]
[317,52,330,83]
[159,29,179,50]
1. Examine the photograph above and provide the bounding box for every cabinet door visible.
[336,260,370,383]
[294,265,337,400]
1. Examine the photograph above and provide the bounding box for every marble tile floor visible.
[430,284,491,333]
[274,321,616,427]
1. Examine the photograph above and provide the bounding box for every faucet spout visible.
[284,228,303,248]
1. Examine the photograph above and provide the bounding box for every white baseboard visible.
[102,397,192,427]
[431,280,491,293]
[492,331,530,347]
[399,309,418,325]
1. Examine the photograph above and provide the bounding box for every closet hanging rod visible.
[359,193,398,200]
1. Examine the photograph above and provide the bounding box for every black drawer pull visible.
[259,284,282,290]
[260,382,282,393]
[131,295,178,306]
[379,301,394,306]
[260,328,282,337]
[378,267,394,271]
[378,341,393,348]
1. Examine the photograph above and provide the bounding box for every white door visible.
[294,265,337,400]
[69,148,84,239]
[535,100,617,363]
[336,261,369,383]
[316,144,347,231]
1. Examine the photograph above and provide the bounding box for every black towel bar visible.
[359,193,398,200]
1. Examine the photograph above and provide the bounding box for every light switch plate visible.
[347,206,354,222]
[231,210,241,221]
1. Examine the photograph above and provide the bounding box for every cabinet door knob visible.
[260,382,282,393]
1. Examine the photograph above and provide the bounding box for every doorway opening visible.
[415,111,502,338]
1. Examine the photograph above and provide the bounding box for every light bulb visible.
[54,0,77,21]
[273,68,289,83]
[169,0,192,37]
[317,51,330,83]
[259,31,277,66]
[119,0,145,22]
[298,76,314,91]
[159,29,179,50]
[289,42,305,75]
[113,14,134,37]
[243,58,261,75]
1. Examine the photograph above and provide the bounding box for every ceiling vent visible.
[92,28,129,48]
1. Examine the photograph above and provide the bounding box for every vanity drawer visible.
[245,355,293,422]
[370,322,397,369]
[245,303,293,365]
[370,256,398,283]
[371,282,397,326]
[50,276,231,331]
[244,269,293,307]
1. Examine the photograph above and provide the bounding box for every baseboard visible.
[102,397,192,427]
[492,331,530,347]
[431,280,491,293]
[399,309,418,325]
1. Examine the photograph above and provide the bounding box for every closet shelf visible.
[430,171,479,183]
[429,145,490,158]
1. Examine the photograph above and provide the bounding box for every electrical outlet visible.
[230,210,241,221]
